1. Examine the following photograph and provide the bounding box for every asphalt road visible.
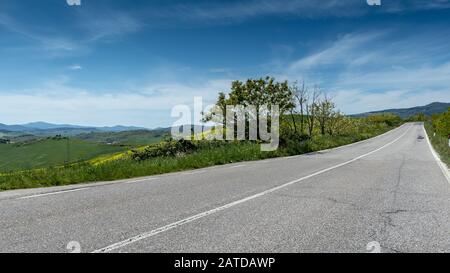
[0,123,449,253]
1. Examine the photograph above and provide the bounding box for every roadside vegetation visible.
[0,77,404,191]
[74,129,167,146]
[424,108,450,166]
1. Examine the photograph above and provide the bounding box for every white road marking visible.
[423,125,450,184]
[183,170,207,175]
[228,164,246,169]
[18,188,87,200]
[92,125,412,253]
[124,178,158,184]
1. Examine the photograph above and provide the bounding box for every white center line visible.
[92,125,412,253]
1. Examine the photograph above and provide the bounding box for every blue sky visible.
[1,0,450,128]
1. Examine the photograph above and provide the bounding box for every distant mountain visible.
[353,102,450,118]
[21,122,91,130]
[0,123,28,132]
[0,122,147,135]
[95,125,147,132]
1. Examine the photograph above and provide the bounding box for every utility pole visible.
[66,137,70,165]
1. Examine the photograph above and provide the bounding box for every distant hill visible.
[0,122,147,135]
[0,123,28,132]
[21,122,91,130]
[353,102,450,118]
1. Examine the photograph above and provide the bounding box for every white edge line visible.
[92,125,412,253]
[124,178,158,184]
[15,178,158,200]
[183,170,207,175]
[18,188,87,200]
[228,164,246,169]
[423,124,450,184]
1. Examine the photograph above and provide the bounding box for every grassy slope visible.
[74,130,167,145]
[424,122,450,167]
[0,124,397,191]
[0,139,126,172]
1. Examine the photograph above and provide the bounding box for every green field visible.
[74,129,167,145]
[0,138,126,172]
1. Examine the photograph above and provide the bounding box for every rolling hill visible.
[74,129,169,145]
[353,102,450,118]
[0,138,126,172]
[0,122,147,135]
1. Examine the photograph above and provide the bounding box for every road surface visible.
[0,123,449,253]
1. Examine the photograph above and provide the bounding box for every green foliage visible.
[407,113,427,122]
[366,113,403,127]
[431,107,450,137]
[131,139,198,160]
[426,107,449,167]
[75,129,167,145]
[425,122,450,167]
[203,77,295,140]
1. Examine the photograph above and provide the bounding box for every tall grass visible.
[424,122,450,167]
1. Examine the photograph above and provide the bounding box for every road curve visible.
[0,122,449,253]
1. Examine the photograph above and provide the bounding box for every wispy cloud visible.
[0,13,79,52]
[289,31,386,71]
[68,64,82,70]
[0,7,141,57]
[135,0,450,25]
[79,10,142,42]
[274,27,450,114]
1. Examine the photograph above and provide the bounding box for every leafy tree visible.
[315,94,335,135]
[205,77,295,140]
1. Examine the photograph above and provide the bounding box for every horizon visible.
[1,0,450,127]
[0,101,448,129]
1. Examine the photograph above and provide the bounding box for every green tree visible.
[205,77,295,140]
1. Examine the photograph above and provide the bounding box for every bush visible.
[131,139,197,160]
[130,139,240,161]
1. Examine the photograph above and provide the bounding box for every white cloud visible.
[332,88,450,114]
[289,32,385,71]
[0,78,231,128]
[68,64,82,70]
